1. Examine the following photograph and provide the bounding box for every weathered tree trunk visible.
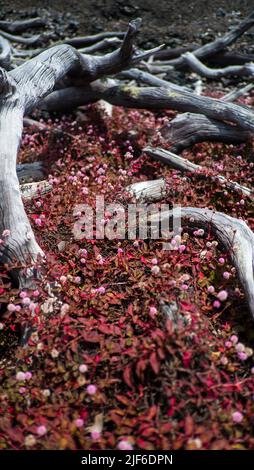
[39,82,254,136]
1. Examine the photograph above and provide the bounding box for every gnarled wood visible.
[0,17,45,34]
[0,29,42,45]
[154,207,254,319]
[159,113,251,152]
[124,179,254,318]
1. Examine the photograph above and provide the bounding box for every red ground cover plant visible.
[0,96,254,450]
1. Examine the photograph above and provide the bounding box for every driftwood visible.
[0,18,161,284]
[20,180,52,200]
[209,51,254,67]
[165,10,254,69]
[151,44,198,61]
[0,35,11,69]
[63,31,125,48]
[222,83,254,102]
[157,208,254,319]
[0,29,42,46]
[125,180,254,318]
[78,37,122,54]
[126,178,167,202]
[182,51,254,79]
[16,162,46,183]
[159,113,251,153]
[0,17,45,34]
[39,82,254,136]
[116,68,190,92]
[144,146,253,197]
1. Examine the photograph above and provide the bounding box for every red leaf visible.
[150,352,160,374]
[123,365,134,388]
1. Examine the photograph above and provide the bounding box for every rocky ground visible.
[1,0,254,50]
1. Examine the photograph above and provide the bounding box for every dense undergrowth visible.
[0,95,254,449]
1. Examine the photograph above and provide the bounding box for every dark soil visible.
[1,0,254,51]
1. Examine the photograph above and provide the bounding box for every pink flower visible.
[87,384,97,395]
[181,284,188,291]
[37,425,47,436]
[238,352,247,361]
[151,266,160,275]
[91,430,101,440]
[20,291,27,299]
[19,387,26,394]
[179,244,186,253]
[220,356,228,365]
[22,297,31,306]
[16,371,26,381]
[97,286,105,294]
[117,248,123,255]
[60,275,67,284]
[33,290,40,297]
[2,229,10,237]
[232,411,243,423]
[230,335,238,344]
[7,303,16,313]
[207,286,215,294]
[25,372,32,380]
[75,418,84,428]
[151,258,158,265]
[225,341,232,349]
[35,218,42,226]
[235,343,245,353]
[74,276,81,284]
[117,440,133,450]
[223,271,230,279]
[217,290,228,302]
[149,307,157,316]
[79,364,88,373]
[213,300,221,309]
[218,257,225,265]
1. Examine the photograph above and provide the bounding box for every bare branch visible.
[144,146,253,197]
